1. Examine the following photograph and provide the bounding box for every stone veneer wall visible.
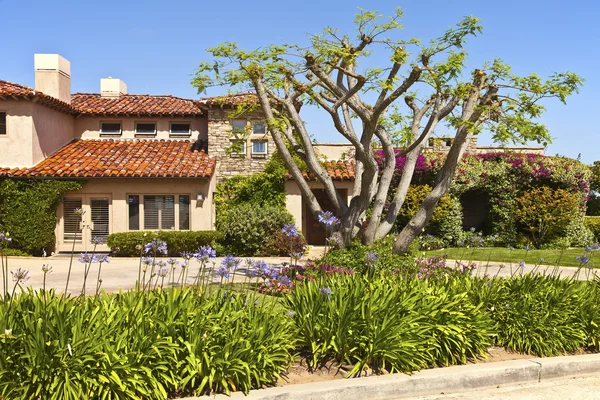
[206,106,276,180]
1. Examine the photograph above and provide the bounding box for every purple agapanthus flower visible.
[167,258,179,267]
[144,239,168,256]
[142,256,154,266]
[78,253,95,264]
[214,266,231,279]
[282,223,299,237]
[180,251,193,260]
[96,254,110,264]
[221,255,241,270]
[365,251,379,265]
[278,275,292,286]
[11,268,30,283]
[319,287,332,299]
[517,261,526,270]
[318,211,340,228]
[157,267,169,278]
[194,245,217,263]
[577,255,590,265]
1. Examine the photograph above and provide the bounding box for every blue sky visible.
[1,0,598,162]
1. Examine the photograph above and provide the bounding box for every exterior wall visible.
[55,177,215,252]
[74,115,208,143]
[0,100,34,167]
[206,106,275,179]
[284,180,355,235]
[314,143,354,160]
[31,103,75,164]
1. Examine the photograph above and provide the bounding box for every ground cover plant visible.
[3,227,600,398]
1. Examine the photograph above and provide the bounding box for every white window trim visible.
[230,140,247,157]
[128,193,191,231]
[100,120,122,136]
[251,140,268,156]
[135,122,157,136]
[169,122,192,137]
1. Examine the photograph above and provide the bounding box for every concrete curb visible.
[188,354,600,400]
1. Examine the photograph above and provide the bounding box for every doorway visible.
[303,189,347,245]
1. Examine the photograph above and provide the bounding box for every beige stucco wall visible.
[0,100,35,167]
[74,115,208,142]
[285,180,355,234]
[31,103,75,164]
[314,143,354,160]
[55,177,215,252]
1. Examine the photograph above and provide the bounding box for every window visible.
[100,122,122,136]
[170,123,191,136]
[179,195,190,230]
[128,195,140,230]
[63,198,83,241]
[135,123,156,136]
[253,122,266,135]
[90,198,110,242]
[0,112,6,135]
[144,195,175,230]
[252,141,267,156]
[230,140,247,157]
[232,119,246,134]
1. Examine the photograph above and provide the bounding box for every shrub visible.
[515,187,581,247]
[585,216,600,242]
[217,204,294,256]
[261,228,307,257]
[107,231,223,257]
[0,179,84,255]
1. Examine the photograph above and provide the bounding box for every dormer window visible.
[135,122,156,136]
[0,112,6,135]
[170,123,191,136]
[100,122,122,136]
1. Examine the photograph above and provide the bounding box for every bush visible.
[217,204,294,256]
[585,216,600,242]
[107,231,223,257]
[0,179,84,255]
[261,228,307,257]
[515,187,581,247]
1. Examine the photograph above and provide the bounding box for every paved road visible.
[0,253,593,296]
[405,375,600,400]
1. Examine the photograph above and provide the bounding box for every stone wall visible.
[206,106,275,180]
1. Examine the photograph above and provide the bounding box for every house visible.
[0,54,357,251]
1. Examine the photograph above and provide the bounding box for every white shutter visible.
[91,198,109,241]
[63,198,83,241]
[144,195,175,230]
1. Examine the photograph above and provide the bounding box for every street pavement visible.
[405,375,600,400]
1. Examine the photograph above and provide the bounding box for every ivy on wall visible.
[0,179,84,255]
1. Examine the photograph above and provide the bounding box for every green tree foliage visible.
[587,161,600,216]
[0,179,84,255]
[192,8,583,253]
[515,187,581,247]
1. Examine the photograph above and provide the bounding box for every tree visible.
[587,161,600,216]
[192,8,583,254]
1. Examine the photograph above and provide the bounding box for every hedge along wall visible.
[0,179,85,255]
[375,151,592,247]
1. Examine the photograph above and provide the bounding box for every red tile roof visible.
[0,80,75,114]
[286,160,356,181]
[71,93,204,117]
[0,139,215,179]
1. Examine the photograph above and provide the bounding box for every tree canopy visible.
[192,8,583,253]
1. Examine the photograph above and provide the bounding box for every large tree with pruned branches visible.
[192,8,582,254]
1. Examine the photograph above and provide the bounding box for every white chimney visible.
[100,77,127,98]
[34,54,71,104]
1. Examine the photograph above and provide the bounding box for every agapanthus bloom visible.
[221,255,241,270]
[167,258,179,267]
[517,261,526,270]
[278,276,292,286]
[0,232,12,243]
[365,251,379,265]
[90,236,105,245]
[577,255,590,265]
[282,223,299,237]
[157,268,169,278]
[78,253,95,264]
[319,287,332,299]
[214,266,231,279]
[585,243,600,252]
[318,211,340,227]
[41,264,52,274]
[11,268,30,283]
[144,239,168,255]
[96,254,110,264]
[194,245,216,263]
[289,250,303,261]
[142,256,154,266]
[180,251,193,261]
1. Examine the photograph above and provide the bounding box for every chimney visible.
[100,77,127,98]
[34,54,71,104]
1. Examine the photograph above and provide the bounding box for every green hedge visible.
[585,216,600,242]
[0,179,84,255]
[107,231,223,257]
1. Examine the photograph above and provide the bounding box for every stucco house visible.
[0,54,359,251]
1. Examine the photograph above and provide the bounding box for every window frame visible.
[169,122,192,137]
[229,140,247,157]
[251,140,267,157]
[135,122,157,137]
[0,111,7,135]
[127,193,191,231]
[100,121,122,137]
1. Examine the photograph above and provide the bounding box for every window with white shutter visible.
[63,198,83,241]
[91,198,110,241]
[144,195,175,230]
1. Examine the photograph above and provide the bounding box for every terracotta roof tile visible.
[0,139,215,179]
[71,93,204,116]
[285,160,356,181]
[0,80,75,114]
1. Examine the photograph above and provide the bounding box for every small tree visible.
[193,8,582,253]
[515,187,580,247]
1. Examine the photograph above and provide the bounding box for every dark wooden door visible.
[304,189,346,245]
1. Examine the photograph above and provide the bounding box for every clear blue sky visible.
[1,0,598,162]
